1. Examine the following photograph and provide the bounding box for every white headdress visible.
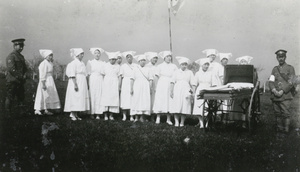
[39,49,53,58]
[219,53,232,61]
[122,51,136,58]
[89,48,104,55]
[134,54,147,62]
[235,56,253,64]
[202,49,218,57]
[144,52,158,61]
[105,51,120,59]
[70,48,84,58]
[175,56,190,65]
[196,58,211,66]
[158,50,172,59]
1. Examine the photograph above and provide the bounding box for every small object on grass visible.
[184,137,190,144]
[50,151,55,160]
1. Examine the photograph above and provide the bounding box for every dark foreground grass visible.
[0,78,300,172]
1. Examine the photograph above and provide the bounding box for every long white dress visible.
[146,62,158,113]
[209,61,223,86]
[130,66,153,115]
[153,62,177,113]
[100,63,120,113]
[64,59,90,112]
[192,68,218,115]
[34,60,61,111]
[86,59,105,114]
[169,69,194,115]
[120,63,137,110]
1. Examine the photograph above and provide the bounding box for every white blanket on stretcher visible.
[203,82,254,91]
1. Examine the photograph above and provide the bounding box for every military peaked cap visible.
[11,38,25,45]
[275,49,287,55]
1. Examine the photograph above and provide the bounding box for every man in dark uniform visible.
[5,38,27,114]
[269,49,295,133]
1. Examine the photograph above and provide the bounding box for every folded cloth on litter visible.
[202,85,230,91]
[226,82,254,89]
[201,82,254,91]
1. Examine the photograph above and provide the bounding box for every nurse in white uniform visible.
[218,53,232,85]
[192,58,218,128]
[202,49,222,86]
[169,56,194,127]
[101,51,121,121]
[145,52,159,121]
[86,47,105,119]
[34,49,61,115]
[130,54,153,122]
[120,51,137,121]
[153,51,178,125]
[64,48,90,120]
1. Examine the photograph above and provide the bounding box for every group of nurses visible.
[33,48,255,128]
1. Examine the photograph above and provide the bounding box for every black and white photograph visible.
[0,0,299,171]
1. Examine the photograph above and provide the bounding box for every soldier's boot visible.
[276,117,284,132]
[17,101,27,117]
[284,118,290,133]
[4,98,12,117]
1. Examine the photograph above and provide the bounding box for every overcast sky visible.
[0,0,299,83]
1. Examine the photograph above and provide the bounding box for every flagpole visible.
[168,0,173,52]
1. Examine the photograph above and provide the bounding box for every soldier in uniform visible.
[269,49,295,133]
[5,38,27,114]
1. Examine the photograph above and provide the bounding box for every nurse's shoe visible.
[155,117,160,124]
[44,110,53,115]
[134,116,139,122]
[109,116,114,120]
[140,117,145,123]
[122,115,126,121]
[130,116,134,121]
[70,113,77,121]
[104,116,108,121]
[34,110,42,115]
[166,121,173,126]
[174,122,179,127]
[180,123,184,127]
[95,116,100,120]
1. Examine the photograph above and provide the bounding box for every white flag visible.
[168,0,185,16]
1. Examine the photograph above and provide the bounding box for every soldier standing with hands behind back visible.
[5,38,27,116]
[269,49,296,133]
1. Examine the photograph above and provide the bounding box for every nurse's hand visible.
[42,85,47,91]
[170,91,174,98]
[277,90,284,97]
[130,90,133,95]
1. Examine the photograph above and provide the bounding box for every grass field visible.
[0,76,300,172]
